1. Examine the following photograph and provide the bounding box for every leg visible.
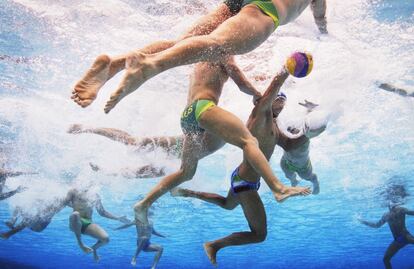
[131,238,148,266]
[204,191,266,266]
[5,207,21,228]
[383,241,404,269]
[199,106,310,202]
[171,188,239,210]
[144,244,164,269]
[0,221,28,239]
[280,157,299,187]
[300,173,319,195]
[69,212,93,254]
[104,6,275,113]
[83,224,110,262]
[298,163,320,195]
[134,132,224,224]
[72,4,233,107]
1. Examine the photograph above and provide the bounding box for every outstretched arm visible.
[378,83,414,97]
[114,221,136,230]
[222,56,262,101]
[311,0,328,34]
[255,67,289,114]
[67,124,137,145]
[403,207,414,216]
[95,196,130,223]
[359,214,388,228]
[0,170,37,178]
[152,228,166,238]
[0,187,25,201]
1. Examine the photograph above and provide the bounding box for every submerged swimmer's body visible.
[115,213,165,269]
[278,100,327,194]
[359,205,414,269]
[72,0,327,111]
[66,187,129,262]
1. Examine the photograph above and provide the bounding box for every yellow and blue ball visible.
[285,52,313,78]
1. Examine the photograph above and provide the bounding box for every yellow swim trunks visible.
[243,0,280,29]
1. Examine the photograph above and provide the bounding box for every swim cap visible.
[277,92,287,100]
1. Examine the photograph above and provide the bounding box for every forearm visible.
[259,67,289,108]
[0,190,18,201]
[360,220,380,228]
[311,0,327,33]
[224,59,261,97]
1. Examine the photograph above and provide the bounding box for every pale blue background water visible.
[0,0,413,268]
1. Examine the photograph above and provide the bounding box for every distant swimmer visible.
[67,124,182,158]
[71,0,327,111]
[0,169,36,201]
[115,211,165,269]
[133,56,309,228]
[378,83,414,97]
[359,185,414,269]
[172,64,310,266]
[277,99,327,194]
[89,162,165,179]
[66,187,130,262]
[1,199,66,239]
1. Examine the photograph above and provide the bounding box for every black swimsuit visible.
[223,0,244,14]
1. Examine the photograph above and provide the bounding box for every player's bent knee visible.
[101,235,110,244]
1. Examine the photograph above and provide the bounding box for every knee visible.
[177,166,197,183]
[70,211,80,220]
[101,235,110,244]
[253,229,267,243]
[223,202,238,210]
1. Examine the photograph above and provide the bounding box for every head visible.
[272,92,287,118]
[382,182,409,209]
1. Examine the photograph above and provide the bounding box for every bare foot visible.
[104,53,153,113]
[5,221,14,229]
[170,188,188,197]
[67,124,84,134]
[93,249,100,262]
[311,179,320,195]
[80,244,93,254]
[133,202,149,226]
[131,258,137,266]
[274,186,311,202]
[0,233,10,240]
[203,242,218,267]
[72,55,112,108]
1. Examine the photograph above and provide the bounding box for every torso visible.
[237,104,279,181]
[68,190,95,219]
[187,62,229,105]
[388,207,409,238]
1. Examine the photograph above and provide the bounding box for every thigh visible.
[238,191,266,233]
[297,161,313,180]
[280,158,296,179]
[224,189,241,209]
[209,6,275,54]
[181,4,234,39]
[199,106,252,148]
[84,223,108,240]
[144,243,163,252]
[199,132,225,159]
[384,241,403,260]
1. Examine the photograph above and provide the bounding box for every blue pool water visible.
[0,0,413,268]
